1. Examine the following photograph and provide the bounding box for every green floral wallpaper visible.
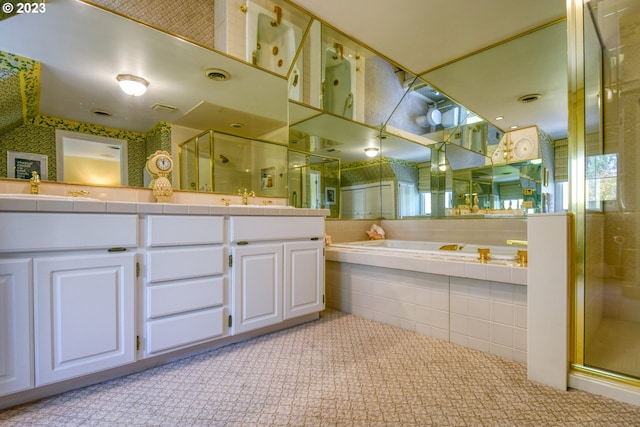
[145,121,173,183]
[0,69,21,135]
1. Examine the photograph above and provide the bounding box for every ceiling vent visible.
[517,93,542,104]
[204,68,231,81]
[152,103,178,113]
[91,109,112,117]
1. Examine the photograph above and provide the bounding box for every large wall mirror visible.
[0,0,292,191]
[291,18,567,219]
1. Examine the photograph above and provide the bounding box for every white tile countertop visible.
[0,195,329,217]
[326,245,527,285]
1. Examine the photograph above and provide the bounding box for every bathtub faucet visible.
[271,5,281,27]
[506,239,528,246]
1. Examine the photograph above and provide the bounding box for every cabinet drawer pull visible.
[310,237,319,241]
[108,247,128,252]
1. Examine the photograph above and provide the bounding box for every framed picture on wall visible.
[325,187,336,205]
[7,151,48,180]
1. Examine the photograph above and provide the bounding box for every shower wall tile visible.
[379,217,527,246]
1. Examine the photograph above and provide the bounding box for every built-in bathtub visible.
[331,239,519,261]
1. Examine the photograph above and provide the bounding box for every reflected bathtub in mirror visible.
[322,43,357,119]
[246,0,303,101]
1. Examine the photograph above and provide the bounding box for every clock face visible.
[156,156,172,171]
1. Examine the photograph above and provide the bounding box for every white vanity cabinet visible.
[34,253,135,386]
[284,239,324,319]
[0,259,32,396]
[229,216,325,334]
[231,242,283,333]
[140,215,227,356]
[0,212,138,387]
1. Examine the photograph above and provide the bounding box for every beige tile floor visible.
[2,309,640,426]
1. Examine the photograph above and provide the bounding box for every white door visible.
[231,243,283,334]
[0,259,32,396]
[284,240,324,319]
[34,253,135,386]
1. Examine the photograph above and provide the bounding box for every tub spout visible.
[334,42,344,60]
[271,5,281,26]
[506,239,528,246]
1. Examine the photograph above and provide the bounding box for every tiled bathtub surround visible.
[325,217,529,364]
[326,261,527,363]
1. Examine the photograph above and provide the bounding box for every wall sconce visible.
[364,147,379,158]
[116,74,149,96]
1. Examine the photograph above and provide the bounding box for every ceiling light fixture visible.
[364,147,379,157]
[116,74,149,96]
[495,116,504,121]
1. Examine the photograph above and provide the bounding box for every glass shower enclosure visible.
[576,0,640,384]
[178,130,288,198]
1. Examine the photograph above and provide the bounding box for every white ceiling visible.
[288,0,566,75]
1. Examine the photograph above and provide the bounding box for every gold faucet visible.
[30,171,40,194]
[238,188,255,205]
[271,5,281,26]
[334,42,344,60]
[506,239,528,246]
[477,248,490,263]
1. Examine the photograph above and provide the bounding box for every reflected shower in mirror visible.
[179,131,288,198]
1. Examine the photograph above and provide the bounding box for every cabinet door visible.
[231,243,282,334]
[0,259,32,396]
[284,240,324,319]
[34,253,135,386]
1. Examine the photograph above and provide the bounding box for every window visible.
[586,153,617,210]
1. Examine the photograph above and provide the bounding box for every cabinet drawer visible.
[229,216,324,242]
[0,213,137,253]
[147,277,224,319]
[147,246,224,283]
[146,307,225,354]
[146,215,224,247]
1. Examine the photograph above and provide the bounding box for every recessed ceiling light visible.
[230,123,244,128]
[510,125,519,130]
[495,116,504,121]
[204,68,231,81]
